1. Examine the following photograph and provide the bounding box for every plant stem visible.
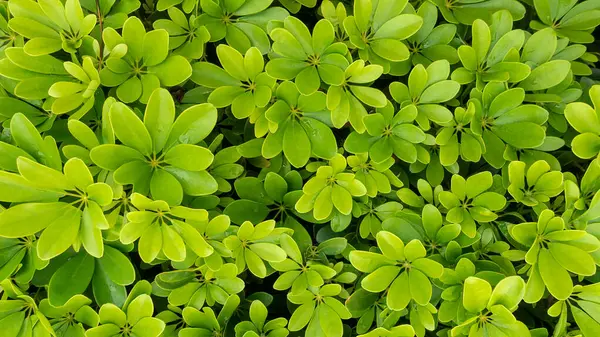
[95,0,104,71]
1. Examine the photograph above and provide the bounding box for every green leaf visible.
[283,120,311,168]
[48,252,95,307]
[110,102,153,156]
[0,202,67,237]
[519,60,571,91]
[538,248,573,300]
[144,88,175,153]
[463,277,492,313]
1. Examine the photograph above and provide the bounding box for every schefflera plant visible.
[287,284,351,337]
[438,171,506,238]
[87,281,165,337]
[191,45,275,120]
[119,193,214,263]
[349,231,444,311]
[452,276,530,337]
[152,7,211,60]
[343,0,423,73]
[507,209,600,302]
[295,154,367,222]
[326,60,387,133]
[223,219,291,278]
[469,82,549,169]
[450,11,530,90]
[8,0,96,55]
[196,0,289,54]
[0,156,113,261]
[507,160,564,207]
[389,59,460,131]
[99,17,192,103]
[266,16,349,95]
[90,88,219,206]
[262,81,338,168]
[344,102,428,165]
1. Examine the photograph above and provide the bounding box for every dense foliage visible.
[0,0,599,336]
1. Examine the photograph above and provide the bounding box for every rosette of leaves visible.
[0,157,113,260]
[450,12,530,89]
[180,214,233,271]
[344,103,428,165]
[191,45,275,119]
[266,17,349,95]
[47,56,99,118]
[347,153,403,198]
[34,244,135,307]
[287,284,351,337]
[0,289,54,337]
[436,102,484,166]
[507,160,564,207]
[397,179,443,211]
[179,294,240,337]
[39,295,99,336]
[438,172,506,238]
[432,0,525,25]
[197,0,289,54]
[154,263,244,309]
[437,258,479,324]
[0,47,71,100]
[451,276,529,337]
[349,231,444,311]
[208,146,245,193]
[155,305,184,337]
[403,2,458,69]
[320,0,348,45]
[0,10,23,56]
[262,81,337,168]
[417,204,462,257]
[389,60,460,131]
[223,219,290,278]
[7,0,96,55]
[356,201,403,240]
[90,88,219,205]
[343,0,423,73]
[548,283,600,336]
[530,0,600,43]
[518,28,572,93]
[86,283,165,337]
[152,7,211,60]
[271,234,337,294]
[565,84,600,160]
[326,60,387,132]
[120,193,215,263]
[295,154,367,222]
[224,171,308,225]
[99,17,192,103]
[469,82,549,168]
[508,209,600,302]
[234,300,289,337]
[0,236,46,284]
